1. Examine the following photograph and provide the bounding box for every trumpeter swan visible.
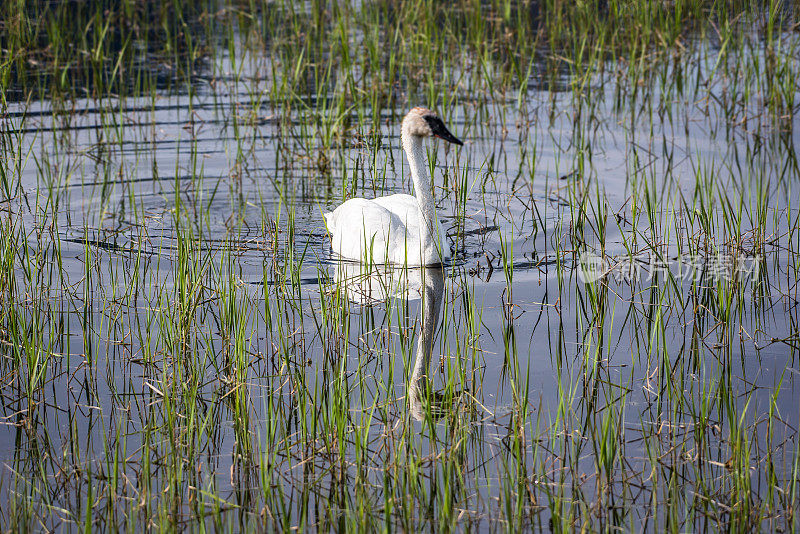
[324,107,462,266]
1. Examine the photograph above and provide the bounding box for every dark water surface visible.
[1,5,800,531]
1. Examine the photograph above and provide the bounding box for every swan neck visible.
[402,133,437,235]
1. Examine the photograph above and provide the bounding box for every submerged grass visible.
[0,0,799,531]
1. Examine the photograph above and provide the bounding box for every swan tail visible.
[323,211,335,233]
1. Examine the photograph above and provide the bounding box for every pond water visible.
[1,2,800,530]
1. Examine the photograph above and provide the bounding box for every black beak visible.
[425,115,463,146]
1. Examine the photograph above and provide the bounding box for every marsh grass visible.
[0,0,799,531]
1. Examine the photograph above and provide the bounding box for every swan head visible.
[402,107,463,146]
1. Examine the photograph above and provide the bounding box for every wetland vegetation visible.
[1,0,800,531]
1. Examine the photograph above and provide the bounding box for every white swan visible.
[324,107,463,266]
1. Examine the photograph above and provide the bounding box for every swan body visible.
[324,194,448,265]
[325,107,462,266]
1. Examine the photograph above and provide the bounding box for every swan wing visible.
[326,194,449,265]
[371,194,419,222]
[375,194,450,262]
[326,198,406,263]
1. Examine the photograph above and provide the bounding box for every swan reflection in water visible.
[332,262,450,421]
